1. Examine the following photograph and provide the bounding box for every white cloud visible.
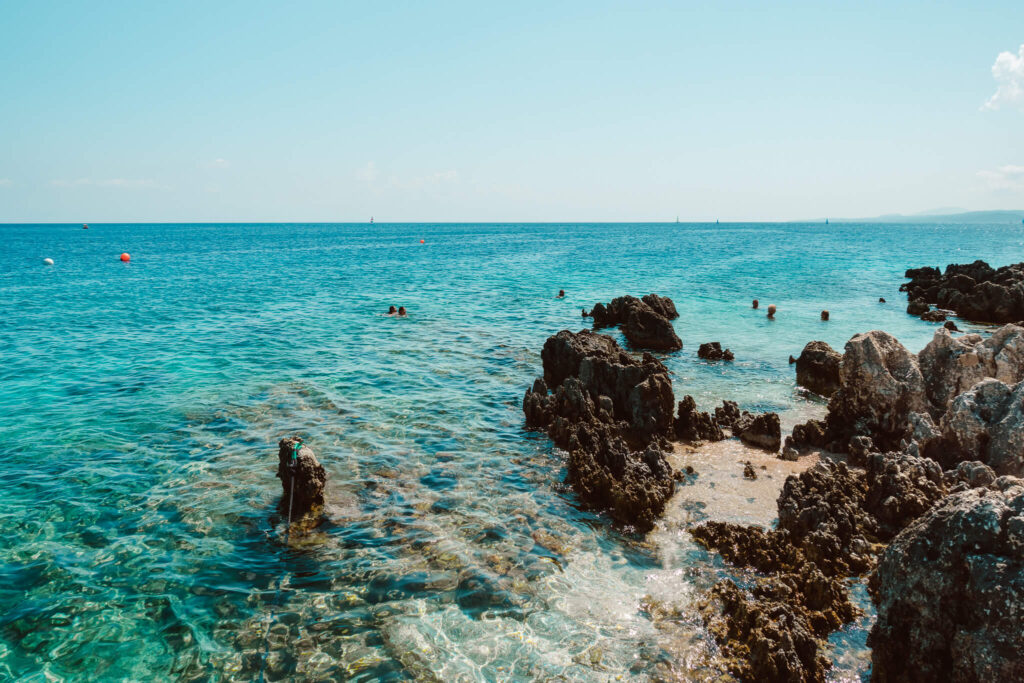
[977,164,1024,190]
[355,161,380,182]
[984,44,1024,110]
[50,178,169,189]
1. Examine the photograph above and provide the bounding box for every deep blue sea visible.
[2,222,1022,681]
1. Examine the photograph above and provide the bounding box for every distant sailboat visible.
[676,216,679,223]
[82,223,88,229]
[370,216,374,224]
[826,218,829,225]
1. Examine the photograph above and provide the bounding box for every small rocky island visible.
[902,259,1024,323]
[523,289,1024,682]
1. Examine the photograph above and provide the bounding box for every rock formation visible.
[902,260,1024,323]
[589,295,683,351]
[794,341,842,397]
[736,412,781,452]
[675,395,725,442]
[933,378,1024,476]
[868,477,1024,682]
[276,437,327,521]
[917,324,1024,410]
[823,331,932,453]
[697,341,734,361]
[523,329,677,530]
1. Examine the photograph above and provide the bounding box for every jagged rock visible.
[697,570,849,683]
[788,419,828,451]
[714,400,741,429]
[903,260,1024,324]
[862,451,946,540]
[917,324,1024,411]
[743,462,758,480]
[943,320,959,331]
[523,329,677,529]
[824,331,930,452]
[641,293,679,319]
[675,395,725,442]
[738,412,781,452]
[781,447,800,461]
[795,341,842,397]
[847,435,874,465]
[868,478,1024,682]
[589,295,683,351]
[697,342,734,361]
[933,379,1024,476]
[943,460,997,492]
[907,300,929,315]
[920,308,947,322]
[277,437,327,520]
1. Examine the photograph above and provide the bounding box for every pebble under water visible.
[1,222,1021,681]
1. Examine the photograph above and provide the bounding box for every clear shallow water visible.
[1,222,1022,681]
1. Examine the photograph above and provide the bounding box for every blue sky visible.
[1,0,1022,222]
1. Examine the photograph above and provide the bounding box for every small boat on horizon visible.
[82,224,88,229]
[370,216,374,224]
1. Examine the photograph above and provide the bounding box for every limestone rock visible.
[276,437,327,520]
[868,478,1024,682]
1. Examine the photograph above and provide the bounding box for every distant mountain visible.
[823,210,1024,225]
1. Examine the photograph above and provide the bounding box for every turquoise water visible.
[2,222,1022,681]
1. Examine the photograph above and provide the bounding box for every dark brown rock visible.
[277,437,327,521]
[738,412,781,452]
[795,341,842,397]
[714,400,741,429]
[697,341,734,361]
[675,395,725,442]
[903,260,1024,324]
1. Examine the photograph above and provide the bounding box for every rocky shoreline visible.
[522,290,1024,682]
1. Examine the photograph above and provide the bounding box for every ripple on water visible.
[2,222,1019,679]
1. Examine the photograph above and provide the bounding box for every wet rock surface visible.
[523,329,676,530]
[902,260,1024,323]
[277,437,327,521]
[868,477,1024,682]
[589,295,683,351]
[675,395,725,443]
[697,341,734,361]
[795,341,842,397]
[736,412,781,452]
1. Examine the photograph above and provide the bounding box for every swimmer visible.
[398,306,408,317]
[387,306,397,316]
[557,289,565,298]
[752,299,759,309]
[767,304,777,319]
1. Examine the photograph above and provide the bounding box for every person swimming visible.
[557,289,565,298]
[387,305,397,316]
[397,306,407,317]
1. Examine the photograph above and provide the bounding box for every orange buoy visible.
[420,239,425,244]
[120,253,131,262]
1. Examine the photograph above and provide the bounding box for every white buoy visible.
[43,257,54,266]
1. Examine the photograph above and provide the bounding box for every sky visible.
[1,0,1023,222]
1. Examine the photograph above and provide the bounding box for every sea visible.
[2,222,1022,681]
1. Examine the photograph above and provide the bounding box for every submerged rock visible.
[697,341,734,361]
[794,341,842,397]
[276,437,327,521]
[868,478,1024,682]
